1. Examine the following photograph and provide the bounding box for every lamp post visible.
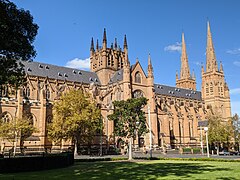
[204,127,209,158]
[200,127,204,155]
[148,106,152,158]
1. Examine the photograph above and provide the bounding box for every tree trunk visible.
[128,137,133,160]
[74,139,78,157]
[217,143,219,156]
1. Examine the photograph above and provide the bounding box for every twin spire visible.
[206,21,218,72]
[178,32,195,81]
[180,33,191,79]
[176,32,196,90]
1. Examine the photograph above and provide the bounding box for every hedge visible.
[0,152,74,173]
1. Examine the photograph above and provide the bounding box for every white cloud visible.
[226,48,240,55]
[230,88,240,95]
[233,61,240,67]
[164,42,182,53]
[65,57,90,70]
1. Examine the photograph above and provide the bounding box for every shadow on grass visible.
[0,160,234,180]
[72,161,231,180]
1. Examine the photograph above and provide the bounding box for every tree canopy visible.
[0,0,38,87]
[108,97,148,140]
[108,97,148,159]
[207,112,233,148]
[0,116,37,146]
[47,89,102,152]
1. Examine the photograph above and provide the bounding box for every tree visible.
[207,112,233,155]
[0,116,37,155]
[0,0,38,88]
[47,89,102,156]
[232,113,240,151]
[107,97,148,160]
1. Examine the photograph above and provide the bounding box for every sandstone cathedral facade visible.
[0,22,231,152]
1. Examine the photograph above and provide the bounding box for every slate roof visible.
[22,61,101,85]
[154,83,202,100]
[108,69,123,84]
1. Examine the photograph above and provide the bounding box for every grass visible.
[1,159,240,179]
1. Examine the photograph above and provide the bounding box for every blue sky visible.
[12,0,240,115]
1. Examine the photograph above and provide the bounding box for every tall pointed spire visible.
[90,37,94,52]
[176,33,196,90]
[148,53,153,77]
[124,34,128,49]
[102,28,107,49]
[220,61,224,72]
[206,21,218,72]
[180,32,190,79]
[123,35,129,67]
[114,38,118,49]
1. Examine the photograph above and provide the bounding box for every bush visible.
[182,148,191,153]
[0,152,74,173]
[192,148,201,154]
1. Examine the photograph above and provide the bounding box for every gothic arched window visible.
[23,86,30,98]
[133,90,144,98]
[135,72,142,83]
[46,89,51,100]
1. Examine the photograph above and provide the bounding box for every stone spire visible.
[114,38,118,49]
[124,34,128,49]
[176,33,196,90]
[147,53,153,78]
[123,35,129,67]
[90,37,94,52]
[102,28,107,49]
[206,21,218,72]
[220,61,224,72]
[180,32,190,79]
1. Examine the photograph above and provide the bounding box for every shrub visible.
[0,152,74,173]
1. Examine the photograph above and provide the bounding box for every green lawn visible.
[1,160,240,179]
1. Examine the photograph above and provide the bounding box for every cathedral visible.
[0,22,231,152]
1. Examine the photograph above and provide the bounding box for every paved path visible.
[75,151,240,160]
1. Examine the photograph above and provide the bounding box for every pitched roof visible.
[154,83,202,100]
[22,61,101,85]
[108,69,123,84]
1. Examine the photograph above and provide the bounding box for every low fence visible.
[0,152,74,173]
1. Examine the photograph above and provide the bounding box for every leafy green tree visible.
[108,97,148,160]
[0,116,37,155]
[232,114,240,151]
[0,0,38,88]
[207,113,233,154]
[48,89,102,156]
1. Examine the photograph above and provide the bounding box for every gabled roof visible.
[154,83,202,100]
[22,61,101,85]
[108,69,123,84]
[130,61,147,78]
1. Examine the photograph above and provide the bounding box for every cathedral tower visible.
[201,22,231,121]
[176,33,196,90]
[90,29,129,85]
